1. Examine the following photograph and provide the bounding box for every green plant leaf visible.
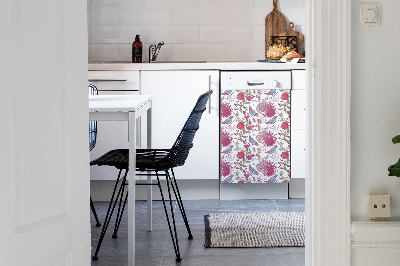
[392,135,400,144]
[388,158,400,177]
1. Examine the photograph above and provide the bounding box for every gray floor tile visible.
[91,199,305,266]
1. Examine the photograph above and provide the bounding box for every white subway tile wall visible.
[88,0,305,62]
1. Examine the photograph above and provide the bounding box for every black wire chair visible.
[90,90,213,262]
[89,84,101,227]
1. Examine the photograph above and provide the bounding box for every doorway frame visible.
[84,0,353,264]
[306,0,351,265]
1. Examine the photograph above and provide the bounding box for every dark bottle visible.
[132,35,142,63]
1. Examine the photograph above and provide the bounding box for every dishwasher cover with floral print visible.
[220,89,290,183]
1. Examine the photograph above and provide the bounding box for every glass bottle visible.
[132,35,142,63]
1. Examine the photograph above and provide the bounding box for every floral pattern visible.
[220,89,291,183]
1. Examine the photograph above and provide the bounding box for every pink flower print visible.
[244,115,250,122]
[244,173,250,178]
[244,144,250,151]
[247,95,254,101]
[237,122,245,130]
[220,131,232,147]
[221,161,231,177]
[257,101,276,118]
[281,93,289,100]
[238,181,245,183]
[247,125,255,130]
[220,102,232,117]
[247,154,255,160]
[281,152,289,159]
[257,130,276,147]
[257,159,276,177]
[281,122,289,130]
[237,152,245,159]
[237,93,245,100]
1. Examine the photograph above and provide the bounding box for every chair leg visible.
[92,169,128,261]
[156,171,182,262]
[90,196,101,227]
[168,169,193,239]
[112,178,128,239]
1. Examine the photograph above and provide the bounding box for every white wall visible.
[351,1,400,264]
[351,0,400,220]
[87,0,305,62]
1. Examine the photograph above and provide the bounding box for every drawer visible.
[221,71,291,81]
[292,70,306,90]
[88,71,140,91]
[221,71,291,90]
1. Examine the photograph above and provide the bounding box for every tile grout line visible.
[273,199,279,212]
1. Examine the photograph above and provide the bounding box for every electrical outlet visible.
[368,194,391,219]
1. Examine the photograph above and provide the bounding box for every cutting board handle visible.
[289,22,294,31]
[273,0,277,10]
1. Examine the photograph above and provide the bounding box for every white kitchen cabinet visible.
[291,70,306,179]
[141,70,220,180]
[88,71,141,180]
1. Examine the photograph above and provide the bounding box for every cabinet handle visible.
[247,81,264,86]
[208,75,211,114]
[88,79,127,82]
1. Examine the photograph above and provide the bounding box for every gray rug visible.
[204,212,305,248]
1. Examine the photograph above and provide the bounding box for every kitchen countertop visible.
[89,62,307,71]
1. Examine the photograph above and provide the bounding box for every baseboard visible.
[289,178,305,198]
[90,179,220,201]
[220,183,289,200]
[351,220,400,266]
[91,178,306,201]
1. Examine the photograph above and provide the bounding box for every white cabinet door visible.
[1,0,90,264]
[88,71,141,180]
[291,129,306,178]
[90,91,141,181]
[292,70,306,90]
[291,70,306,179]
[291,90,306,130]
[141,70,219,180]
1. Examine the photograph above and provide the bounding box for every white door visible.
[0,0,90,265]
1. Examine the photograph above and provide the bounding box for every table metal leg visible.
[146,106,153,231]
[128,112,136,266]
[147,174,152,232]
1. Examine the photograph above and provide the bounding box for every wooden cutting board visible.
[265,0,286,59]
[279,22,304,53]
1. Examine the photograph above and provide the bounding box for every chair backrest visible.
[162,90,213,169]
[89,84,98,151]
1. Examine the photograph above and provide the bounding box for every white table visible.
[89,95,152,266]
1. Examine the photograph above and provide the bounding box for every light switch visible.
[359,3,381,26]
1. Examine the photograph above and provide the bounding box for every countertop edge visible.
[88,62,307,71]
